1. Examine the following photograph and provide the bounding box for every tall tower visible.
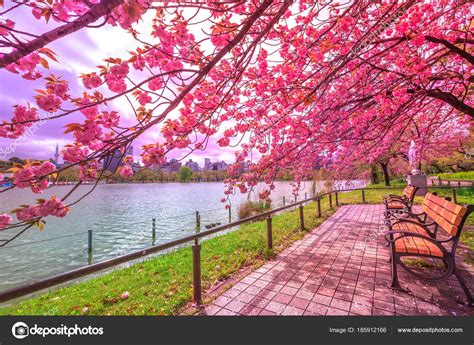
[54,143,60,164]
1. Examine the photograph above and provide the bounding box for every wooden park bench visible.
[384,192,473,305]
[383,185,418,215]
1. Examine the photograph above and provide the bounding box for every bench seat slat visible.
[386,200,405,209]
[392,222,444,258]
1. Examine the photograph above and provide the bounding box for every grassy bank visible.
[436,171,474,181]
[0,199,334,315]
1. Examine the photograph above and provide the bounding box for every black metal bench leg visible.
[389,244,404,290]
[388,242,411,293]
[453,267,473,306]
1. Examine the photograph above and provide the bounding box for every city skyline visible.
[0,143,247,172]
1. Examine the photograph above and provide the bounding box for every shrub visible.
[237,200,271,219]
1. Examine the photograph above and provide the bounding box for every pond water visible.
[0,179,367,291]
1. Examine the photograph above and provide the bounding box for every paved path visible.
[200,205,473,316]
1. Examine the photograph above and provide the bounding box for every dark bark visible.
[370,164,379,184]
[379,162,390,186]
[0,0,124,68]
[426,90,474,118]
[424,35,474,65]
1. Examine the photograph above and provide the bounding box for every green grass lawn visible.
[436,171,474,181]
[1,182,472,316]
[0,198,334,316]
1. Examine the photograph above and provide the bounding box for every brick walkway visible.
[200,205,473,316]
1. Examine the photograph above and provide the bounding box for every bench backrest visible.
[403,185,417,203]
[421,193,468,236]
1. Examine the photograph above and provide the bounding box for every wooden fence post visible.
[452,188,457,204]
[335,191,339,206]
[329,193,333,209]
[195,211,200,230]
[266,216,273,249]
[317,197,321,218]
[192,224,201,304]
[299,205,305,230]
[152,218,156,244]
[87,229,93,254]
[362,190,366,203]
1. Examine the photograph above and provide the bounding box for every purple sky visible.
[0,7,236,168]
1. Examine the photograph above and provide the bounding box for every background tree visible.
[178,166,192,183]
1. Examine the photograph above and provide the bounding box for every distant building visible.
[204,158,212,171]
[132,160,141,173]
[54,143,60,165]
[185,159,199,172]
[160,158,182,173]
[212,161,228,171]
[103,146,134,172]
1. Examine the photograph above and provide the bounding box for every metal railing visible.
[429,178,474,187]
[0,184,471,304]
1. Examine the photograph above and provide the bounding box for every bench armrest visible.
[384,195,407,201]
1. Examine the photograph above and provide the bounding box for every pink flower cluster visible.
[15,196,69,221]
[37,94,62,112]
[137,91,152,106]
[217,137,230,147]
[0,214,13,230]
[13,161,56,193]
[73,120,103,147]
[108,0,148,29]
[119,165,134,178]
[0,105,40,139]
[47,82,69,100]
[36,79,69,113]
[79,96,99,120]
[62,144,89,163]
[79,161,100,181]
[106,63,129,93]
[99,111,120,128]
[148,77,163,91]
[5,52,42,80]
[82,73,102,89]
[141,144,165,166]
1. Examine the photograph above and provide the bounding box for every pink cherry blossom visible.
[82,73,103,89]
[36,94,62,113]
[0,214,13,230]
[119,165,133,178]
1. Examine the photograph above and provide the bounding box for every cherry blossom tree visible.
[0,0,472,243]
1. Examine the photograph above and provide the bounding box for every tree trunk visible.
[379,162,390,186]
[370,165,379,184]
